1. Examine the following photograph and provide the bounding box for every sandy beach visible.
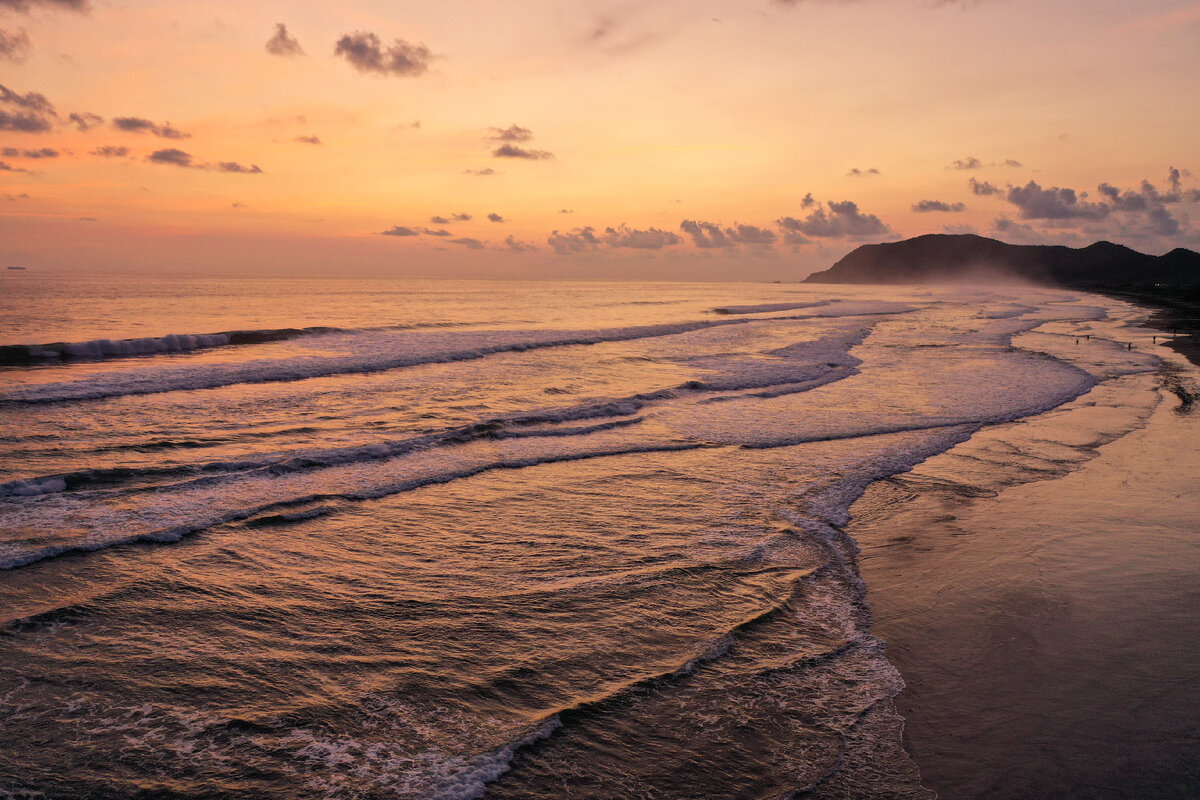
[854,302,1200,798]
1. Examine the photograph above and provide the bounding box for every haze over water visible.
[1,275,1178,798]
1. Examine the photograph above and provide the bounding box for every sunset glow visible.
[2,0,1199,277]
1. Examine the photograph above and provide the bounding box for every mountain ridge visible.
[802,234,1200,288]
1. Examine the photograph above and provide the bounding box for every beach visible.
[0,277,1194,798]
[855,299,1200,798]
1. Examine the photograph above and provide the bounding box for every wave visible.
[0,321,480,367]
[0,309,896,404]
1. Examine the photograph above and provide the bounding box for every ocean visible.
[0,274,1177,798]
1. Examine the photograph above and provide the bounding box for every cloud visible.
[680,220,731,249]
[3,192,30,199]
[111,117,189,139]
[1,146,56,158]
[0,28,30,63]
[682,220,776,247]
[465,168,495,176]
[1146,205,1179,236]
[487,213,505,223]
[423,228,452,236]
[449,237,485,250]
[0,84,53,113]
[949,156,982,170]
[558,208,574,214]
[451,212,471,221]
[147,148,193,167]
[800,192,815,208]
[68,111,103,131]
[1006,180,1109,220]
[548,227,602,254]
[0,109,51,131]
[91,145,128,157]
[217,161,262,174]
[429,216,449,224]
[969,177,1003,196]
[501,235,537,252]
[79,216,96,221]
[265,23,303,57]
[293,135,321,145]
[602,224,681,249]
[942,223,979,235]
[776,200,892,239]
[0,0,89,12]
[847,167,880,177]
[381,225,418,236]
[0,160,33,172]
[493,144,554,160]
[487,124,533,142]
[912,199,966,212]
[334,31,433,77]
[1001,159,1023,168]
[725,223,777,244]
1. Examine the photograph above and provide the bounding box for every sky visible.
[1,0,1199,280]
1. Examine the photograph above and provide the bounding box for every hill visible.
[802,234,1200,289]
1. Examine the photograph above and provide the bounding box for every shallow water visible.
[0,276,1164,798]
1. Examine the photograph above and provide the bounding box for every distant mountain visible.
[802,234,1200,288]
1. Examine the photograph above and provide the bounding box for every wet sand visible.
[853,330,1200,798]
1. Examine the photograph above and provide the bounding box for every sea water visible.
[0,274,1163,798]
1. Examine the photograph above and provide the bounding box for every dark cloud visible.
[776,200,892,239]
[334,31,433,77]
[725,223,776,244]
[501,235,536,252]
[265,23,303,57]
[0,28,31,63]
[1001,159,1023,168]
[949,157,982,170]
[679,220,731,249]
[423,228,452,237]
[602,224,681,249]
[493,144,554,160]
[1006,180,1109,220]
[0,83,55,116]
[449,237,485,250]
[969,177,1002,196]
[782,231,812,246]
[451,212,472,221]
[216,161,262,174]
[1097,183,1148,211]
[68,111,103,131]
[683,220,776,247]
[111,117,189,139]
[1146,206,1179,236]
[3,192,30,200]
[381,225,418,236]
[293,135,321,145]
[147,148,193,167]
[0,109,52,131]
[1,146,57,158]
[558,208,574,214]
[91,145,128,157]
[487,213,505,223]
[912,199,966,212]
[79,216,97,221]
[0,0,89,12]
[847,167,880,177]
[0,160,33,172]
[800,192,815,208]
[430,216,450,224]
[487,124,533,142]
[465,168,495,176]
[548,227,602,254]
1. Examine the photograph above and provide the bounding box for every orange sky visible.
[2,0,1199,279]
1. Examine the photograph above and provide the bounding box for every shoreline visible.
[852,303,1200,798]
